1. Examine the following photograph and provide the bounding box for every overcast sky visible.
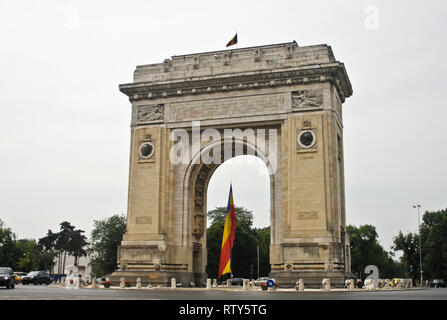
[1,1,446,255]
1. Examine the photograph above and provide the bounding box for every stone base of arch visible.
[108,244,208,287]
[269,270,350,288]
[108,270,206,287]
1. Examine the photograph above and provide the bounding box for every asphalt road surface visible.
[1,285,445,318]
[0,284,446,300]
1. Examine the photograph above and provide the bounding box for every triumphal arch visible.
[110,42,353,286]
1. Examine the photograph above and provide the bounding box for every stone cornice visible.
[119,62,352,103]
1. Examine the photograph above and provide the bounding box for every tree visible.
[90,214,127,277]
[421,209,447,280]
[66,229,88,265]
[0,219,85,274]
[394,208,447,281]
[38,230,59,274]
[392,231,420,279]
[206,206,269,280]
[15,239,40,272]
[37,222,89,274]
[38,230,58,252]
[54,221,88,271]
[56,221,75,273]
[254,226,270,278]
[0,219,17,268]
[347,224,403,280]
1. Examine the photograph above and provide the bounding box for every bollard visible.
[206,279,211,289]
[91,277,97,289]
[322,278,331,291]
[120,277,125,289]
[364,279,376,290]
[345,279,354,291]
[136,277,141,289]
[212,279,217,288]
[171,278,176,289]
[243,279,250,291]
[296,279,304,291]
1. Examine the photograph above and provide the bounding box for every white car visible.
[254,277,269,286]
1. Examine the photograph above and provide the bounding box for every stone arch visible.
[113,42,353,287]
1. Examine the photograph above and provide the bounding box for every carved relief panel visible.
[137,104,164,123]
[291,90,323,110]
[192,164,214,238]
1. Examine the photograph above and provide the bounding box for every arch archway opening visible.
[205,155,271,281]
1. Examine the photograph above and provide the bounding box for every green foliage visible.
[15,239,39,271]
[90,214,127,277]
[394,208,447,281]
[347,224,404,280]
[37,230,59,273]
[421,209,447,280]
[0,220,58,272]
[37,221,88,274]
[392,231,420,278]
[57,221,88,264]
[207,206,254,230]
[38,230,58,252]
[206,207,270,279]
[0,220,17,268]
[206,217,225,280]
[254,226,270,277]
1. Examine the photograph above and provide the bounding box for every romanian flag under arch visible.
[218,184,237,279]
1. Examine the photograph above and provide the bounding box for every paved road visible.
[1,284,446,300]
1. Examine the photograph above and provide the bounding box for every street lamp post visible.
[412,204,423,286]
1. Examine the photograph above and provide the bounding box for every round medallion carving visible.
[297,130,316,149]
[139,142,154,158]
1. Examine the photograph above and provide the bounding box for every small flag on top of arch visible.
[226,33,238,47]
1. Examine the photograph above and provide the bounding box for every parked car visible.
[230,277,244,286]
[0,267,16,289]
[429,279,446,288]
[254,277,269,286]
[13,271,27,284]
[22,271,53,285]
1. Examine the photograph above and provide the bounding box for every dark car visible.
[22,271,52,285]
[429,279,446,288]
[230,278,244,286]
[0,267,16,289]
